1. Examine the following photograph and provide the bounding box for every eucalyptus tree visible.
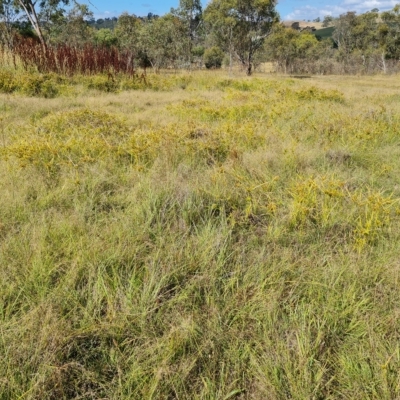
[0,0,19,49]
[12,0,70,49]
[114,13,142,70]
[115,11,187,71]
[114,12,142,52]
[265,24,329,74]
[204,0,279,75]
[171,0,203,66]
[322,15,334,27]
[94,28,117,47]
[380,5,400,61]
[140,13,187,70]
[332,10,387,72]
[44,3,93,46]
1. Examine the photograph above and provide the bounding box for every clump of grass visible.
[0,69,231,97]
[2,109,132,178]
[294,86,345,102]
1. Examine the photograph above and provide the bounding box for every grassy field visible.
[1,69,400,399]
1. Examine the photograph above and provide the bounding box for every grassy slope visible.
[1,71,400,399]
[313,27,335,40]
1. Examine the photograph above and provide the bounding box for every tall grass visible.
[1,71,400,399]
[12,37,135,76]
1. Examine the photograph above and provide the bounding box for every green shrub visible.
[86,75,119,93]
[192,45,205,58]
[0,70,18,93]
[94,28,118,47]
[203,47,225,69]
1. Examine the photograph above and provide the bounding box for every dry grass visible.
[1,70,400,399]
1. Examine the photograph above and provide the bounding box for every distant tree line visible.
[1,0,400,75]
[265,7,400,74]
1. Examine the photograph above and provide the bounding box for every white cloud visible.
[93,10,119,19]
[341,0,397,9]
[283,0,398,20]
[284,5,347,20]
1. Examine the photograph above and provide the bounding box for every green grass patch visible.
[1,70,400,399]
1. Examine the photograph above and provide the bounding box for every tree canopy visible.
[2,0,400,75]
[204,0,279,74]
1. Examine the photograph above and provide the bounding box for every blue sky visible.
[85,0,399,21]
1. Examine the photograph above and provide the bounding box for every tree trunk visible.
[17,0,47,51]
[246,53,252,75]
[246,62,252,75]
[381,52,387,74]
[228,28,233,76]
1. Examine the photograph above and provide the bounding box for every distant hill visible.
[312,26,335,40]
[282,20,324,31]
